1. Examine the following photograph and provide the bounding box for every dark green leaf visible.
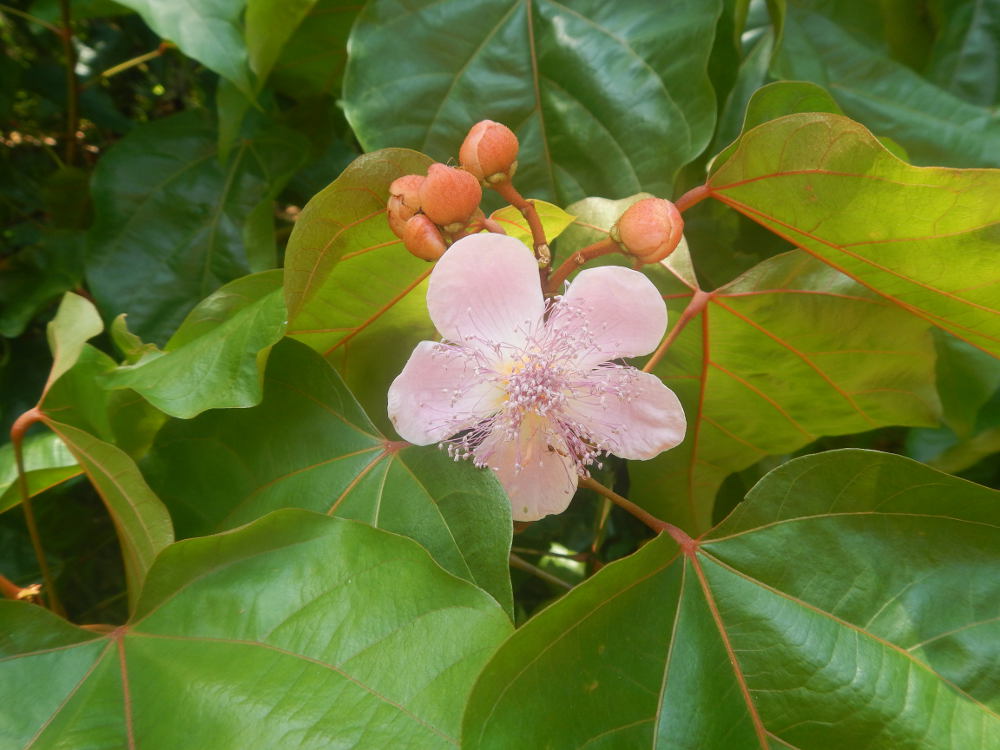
[926,0,1000,107]
[344,0,721,203]
[0,510,512,747]
[144,338,514,614]
[86,110,308,344]
[464,450,1000,748]
[773,2,1000,167]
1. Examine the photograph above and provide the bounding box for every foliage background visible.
[1,0,998,747]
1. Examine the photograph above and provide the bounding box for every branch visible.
[579,477,696,553]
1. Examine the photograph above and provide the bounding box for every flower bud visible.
[613,198,684,264]
[387,175,425,238]
[401,214,447,261]
[419,163,482,227]
[459,120,519,183]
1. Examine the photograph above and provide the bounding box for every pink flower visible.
[387,233,686,521]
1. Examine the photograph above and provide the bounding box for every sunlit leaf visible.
[344,0,721,203]
[707,112,1000,359]
[43,292,103,396]
[143,338,514,615]
[464,450,1000,748]
[0,510,512,748]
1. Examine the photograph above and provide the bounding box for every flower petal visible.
[476,413,578,521]
[428,233,544,352]
[568,367,686,460]
[554,265,667,367]
[387,341,502,444]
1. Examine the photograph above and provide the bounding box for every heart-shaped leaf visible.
[343,0,721,203]
[103,271,287,418]
[773,2,1000,167]
[706,112,1000,359]
[1,510,513,748]
[87,110,308,344]
[464,449,1000,748]
[143,338,514,615]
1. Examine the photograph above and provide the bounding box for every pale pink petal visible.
[476,413,578,521]
[387,341,503,444]
[567,367,685,460]
[553,265,667,368]
[428,234,544,351]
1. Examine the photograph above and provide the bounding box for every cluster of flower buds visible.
[387,165,483,261]
[611,197,684,264]
[387,120,521,261]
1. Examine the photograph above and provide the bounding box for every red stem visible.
[642,290,712,373]
[10,407,64,616]
[675,184,711,212]
[545,237,622,293]
[579,477,695,553]
[59,0,78,165]
[491,179,550,266]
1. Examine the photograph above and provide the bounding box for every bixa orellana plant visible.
[2,108,999,750]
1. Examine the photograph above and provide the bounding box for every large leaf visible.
[244,0,318,87]
[925,0,1000,108]
[556,198,939,532]
[103,271,286,418]
[87,110,308,344]
[772,1,1000,167]
[706,112,1000,358]
[113,0,255,96]
[0,510,512,748]
[343,0,721,203]
[283,148,435,424]
[40,419,173,611]
[464,449,1000,748]
[269,0,361,99]
[143,338,514,615]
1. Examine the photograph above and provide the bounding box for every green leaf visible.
[109,314,161,366]
[636,247,940,531]
[0,231,85,339]
[112,0,255,96]
[86,110,308,344]
[143,338,514,615]
[707,112,1000,358]
[245,0,318,86]
[0,510,512,747]
[0,432,80,513]
[43,291,103,396]
[41,419,173,611]
[489,200,575,249]
[103,271,286,418]
[464,449,1000,748]
[343,0,721,203]
[283,147,436,426]
[269,0,360,99]
[773,2,1000,167]
[925,0,1000,107]
[40,345,167,461]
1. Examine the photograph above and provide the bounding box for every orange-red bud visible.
[613,198,684,264]
[401,214,447,261]
[419,163,482,227]
[387,174,425,238]
[459,120,519,183]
